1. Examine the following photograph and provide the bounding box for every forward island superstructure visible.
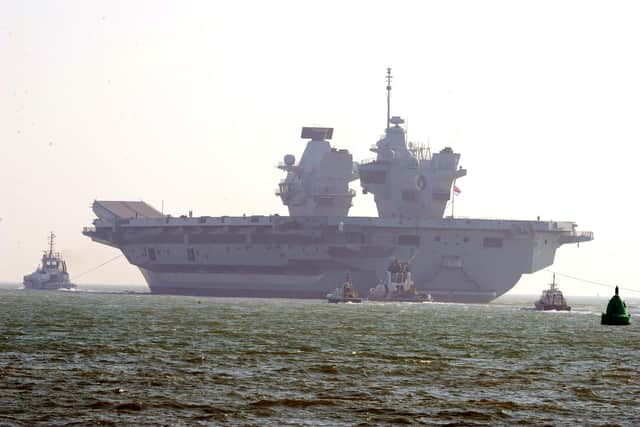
[83,70,593,302]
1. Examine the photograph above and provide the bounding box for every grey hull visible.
[85,208,593,304]
[139,267,512,303]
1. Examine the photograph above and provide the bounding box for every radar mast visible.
[48,232,56,257]
[386,67,392,129]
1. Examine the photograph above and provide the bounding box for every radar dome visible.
[284,154,295,166]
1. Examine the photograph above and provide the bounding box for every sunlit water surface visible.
[1,287,638,426]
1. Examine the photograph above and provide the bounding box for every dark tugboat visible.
[327,273,362,303]
[368,259,432,302]
[601,286,631,325]
[23,232,75,290]
[534,274,570,311]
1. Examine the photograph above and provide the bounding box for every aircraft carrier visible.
[83,70,593,302]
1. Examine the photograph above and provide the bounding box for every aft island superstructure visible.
[83,70,593,302]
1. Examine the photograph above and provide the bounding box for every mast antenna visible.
[386,67,393,129]
[48,232,55,256]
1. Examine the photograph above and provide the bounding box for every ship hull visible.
[139,268,511,303]
[84,213,593,303]
[23,273,75,291]
[534,303,571,311]
[23,278,76,290]
[139,268,377,299]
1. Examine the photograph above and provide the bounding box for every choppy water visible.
[1,288,638,426]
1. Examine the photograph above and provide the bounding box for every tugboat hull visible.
[368,296,432,303]
[534,274,570,311]
[534,303,571,311]
[23,232,74,291]
[23,277,76,290]
[327,297,362,303]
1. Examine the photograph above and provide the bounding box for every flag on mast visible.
[453,185,461,195]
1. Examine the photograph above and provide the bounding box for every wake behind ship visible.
[83,70,593,302]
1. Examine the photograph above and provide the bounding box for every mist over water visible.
[1,290,638,426]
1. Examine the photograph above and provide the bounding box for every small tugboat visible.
[327,273,362,303]
[534,273,570,311]
[23,232,76,290]
[601,286,631,325]
[368,259,432,302]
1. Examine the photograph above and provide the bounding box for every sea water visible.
[1,287,638,426]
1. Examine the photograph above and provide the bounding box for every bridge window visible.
[187,248,196,262]
[148,248,156,261]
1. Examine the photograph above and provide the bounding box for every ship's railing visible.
[359,157,378,165]
[445,215,575,224]
[338,216,584,231]
[112,215,280,227]
[309,189,357,198]
[575,231,594,239]
[407,142,432,161]
[86,213,591,234]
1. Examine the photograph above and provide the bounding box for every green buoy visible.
[601,286,631,325]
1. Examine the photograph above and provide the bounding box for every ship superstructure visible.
[360,71,465,220]
[368,259,432,302]
[83,70,593,302]
[534,274,571,311]
[277,127,358,217]
[23,232,75,290]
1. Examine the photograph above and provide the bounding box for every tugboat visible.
[23,232,76,290]
[327,273,362,303]
[534,273,570,311]
[601,286,631,325]
[368,259,433,302]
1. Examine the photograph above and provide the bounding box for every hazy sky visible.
[2,1,639,295]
